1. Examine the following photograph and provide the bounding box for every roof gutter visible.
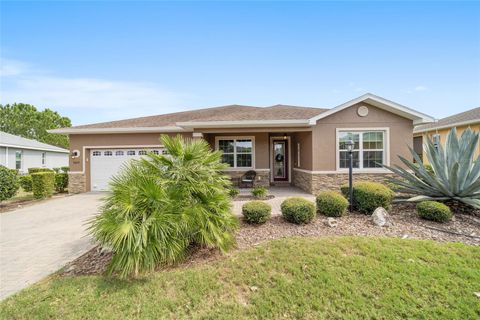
[48,126,192,135]
[0,143,69,153]
[413,119,480,133]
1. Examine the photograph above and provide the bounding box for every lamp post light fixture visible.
[346,139,354,212]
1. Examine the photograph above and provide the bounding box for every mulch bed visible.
[61,203,480,277]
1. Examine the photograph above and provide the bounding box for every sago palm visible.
[89,135,238,278]
[385,128,480,209]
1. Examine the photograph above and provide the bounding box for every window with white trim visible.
[127,150,136,156]
[338,130,385,169]
[115,150,124,156]
[217,138,253,168]
[138,150,147,156]
[92,151,101,156]
[41,152,46,166]
[15,151,22,170]
[104,151,113,156]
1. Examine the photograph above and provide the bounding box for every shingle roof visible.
[414,107,480,132]
[71,104,328,129]
[0,131,69,153]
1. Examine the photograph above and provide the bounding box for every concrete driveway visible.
[0,193,104,300]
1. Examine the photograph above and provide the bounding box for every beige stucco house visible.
[50,93,433,194]
[413,107,480,164]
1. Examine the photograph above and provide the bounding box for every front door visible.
[273,140,288,181]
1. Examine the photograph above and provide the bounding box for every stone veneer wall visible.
[292,169,395,194]
[223,170,270,187]
[68,173,86,194]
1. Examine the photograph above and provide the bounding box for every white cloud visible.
[404,85,429,94]
[0,58,190,122]
[414,85,428,92]
[0,58,29,77]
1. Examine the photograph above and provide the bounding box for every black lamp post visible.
[346,139,354,212]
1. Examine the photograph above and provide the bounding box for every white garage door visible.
[90,148,164,191]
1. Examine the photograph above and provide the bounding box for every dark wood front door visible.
[273,140,288,181]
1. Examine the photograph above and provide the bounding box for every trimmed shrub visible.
[281,197,316,224]
[19,175,33,192]
[9,169,18,176]
[228,188,240,198]
[0,165,19,201]
[341,182,394,214]
[55,173,69,193]
[31,172,55,199]
[316,191,349,217]
[242,201,272,224]
[251,186,268,199]
[52,167,61,173]
[60,166,70,173]
[28,167,53,174]
[417,201,452,222]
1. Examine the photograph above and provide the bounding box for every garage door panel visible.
[90,148,162,191]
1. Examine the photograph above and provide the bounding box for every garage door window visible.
[152,150,159,155]
[139,150,147,155]
[92,151,101,156]
[115,151,124,156]
[104,151,113,156]
[127,150,136,156]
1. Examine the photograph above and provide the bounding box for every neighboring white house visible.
[0,131,69,173]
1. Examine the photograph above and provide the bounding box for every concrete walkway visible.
[233,186,315,216]
[0,193,103,300]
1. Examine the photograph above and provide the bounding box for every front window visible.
[217,138,253,168]
[15,151,22,170]
[338,130,385,169]
[41,152,46,166]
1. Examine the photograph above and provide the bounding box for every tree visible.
[0,103,71,148]
[88,135,238,278]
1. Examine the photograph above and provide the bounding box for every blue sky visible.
[1,1,479,125]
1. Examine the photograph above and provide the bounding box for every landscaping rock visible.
[372,207,390,227]
[326,217,338,228]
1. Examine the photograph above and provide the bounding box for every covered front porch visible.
[200,130,313,188]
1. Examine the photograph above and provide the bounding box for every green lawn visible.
[1,237,479,319]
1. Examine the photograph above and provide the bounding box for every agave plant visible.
[385,128,480,209]
[89,135,238,278]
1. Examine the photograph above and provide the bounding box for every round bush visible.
[242,201,272,224]
[316,191,349,217]
[251,186,268,199]
[0,165,19,201]
[417,201,452,222]
[228,188,240,198]
[341,182,394,214]
[281,197,316,224]
[19,175,33,192]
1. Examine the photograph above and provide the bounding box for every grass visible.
[1,237,479,319]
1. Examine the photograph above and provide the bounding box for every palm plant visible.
[385,128,480,209]
[89,135,238,278]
